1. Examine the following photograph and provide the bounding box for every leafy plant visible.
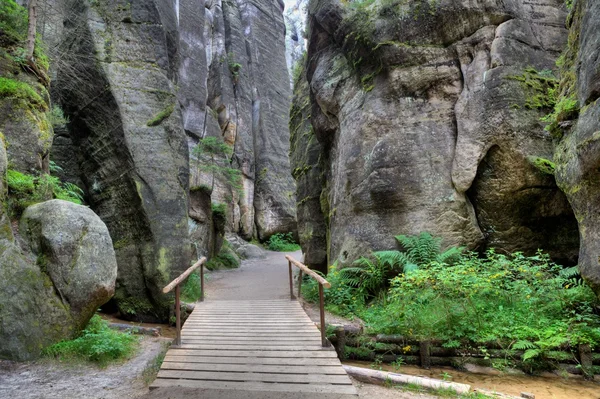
[192,137,242,197]
[266,232,300,252]
[181,270,202,302]
[227,52,242,80]
[6,169,84,216]
[48,105,69,127]
[43,314,139,367]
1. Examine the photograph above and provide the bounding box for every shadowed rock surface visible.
[51,0,296,319]
[555,0,600,295]
[292,0,579,266]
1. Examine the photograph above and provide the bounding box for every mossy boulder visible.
[0,200,117,361]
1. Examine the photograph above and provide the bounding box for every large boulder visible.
[0,200,117,361]
[294,0,578,266]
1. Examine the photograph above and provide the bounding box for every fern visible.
[512,340,537,350]
[522,348,542,361]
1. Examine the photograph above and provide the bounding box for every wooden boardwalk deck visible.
[150,300,357,396]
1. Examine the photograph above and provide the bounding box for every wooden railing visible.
[285,255,331,347]
[162,257,206,346]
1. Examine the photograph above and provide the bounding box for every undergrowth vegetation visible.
[266,232,301,252]
[303,233,600,373]
[6,169,84,216]
[44,315,139,367]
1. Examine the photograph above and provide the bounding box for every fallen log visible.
[343,365,471,394]
[109,323,161,336]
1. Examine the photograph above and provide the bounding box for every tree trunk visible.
[26,0,37,63]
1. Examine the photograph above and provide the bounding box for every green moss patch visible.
[527,157,556,175]
[146,104,174,127]
[0,76,45,108]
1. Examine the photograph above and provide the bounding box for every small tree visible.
[192,137,242,195]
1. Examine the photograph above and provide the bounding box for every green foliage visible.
[541,94,579,138]
[227,52,242,80]
[506,68,558,110]
[0,0,27,43]
[192,137,242,197]
[44,315,139,367]
[146,104,174,127]
[304,232,600,374]
[142,342,170,385]
[48,106,69,127]
[211,202,227,226]
[205,242,240,271]
[0,76,45,109]
[303,264,365,318]
[193,137,233,157]
[370,250,600,369]
[6,169,84,216]
[527,156,556,175]
[266,232,301,252]
[181,270,202,302]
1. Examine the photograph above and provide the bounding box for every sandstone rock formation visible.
[50,0,296,319]
[293,0,579,267]
[1,199,117,361]
[555,0,600,295]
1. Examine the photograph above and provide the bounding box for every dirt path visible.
[0,337,170,399]
[204,249,302,300]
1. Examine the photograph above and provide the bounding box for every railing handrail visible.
[285,255,331,288]
[286,255,330,347]
[163,257,207,293]
[163,257,207,347]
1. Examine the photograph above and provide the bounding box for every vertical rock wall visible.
[293,0,579,267]
[555,0,600,295]
[51,0,296,319]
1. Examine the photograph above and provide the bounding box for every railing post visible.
[298,270,303,299]
[319,283,327,347]
[288,260,294,300]
[175,284,181,346]
[200,262,204,302]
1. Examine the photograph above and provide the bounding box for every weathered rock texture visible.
[293,0,579,267]
[555,0,600,295]
[51,0,296,318]
[0,199,117,361]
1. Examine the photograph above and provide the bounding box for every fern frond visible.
[512,340,537,350]
[437,246,464,265]
[373,250,402,270]
[559,266,580,279]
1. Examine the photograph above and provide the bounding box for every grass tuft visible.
[43,315,139,367]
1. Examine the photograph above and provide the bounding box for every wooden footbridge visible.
[150,256,358,397]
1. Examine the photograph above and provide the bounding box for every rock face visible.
[0,200,117,361]
[51,0,296,319]
[555,0,600,295]
[55,0,191,321]
[293,0,579,267]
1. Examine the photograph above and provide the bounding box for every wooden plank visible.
[160,361,347,375]
[163,355,342,366]
[177,344,327,351]
[181,334,322,340]
[180,340,323,346]
[150,378,358,395]
[180,332,318,337]
[157,369,352,384]
[166,349,338,358]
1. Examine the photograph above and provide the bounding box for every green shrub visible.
[146,104,174,127]
[205,243,240,271]
[267,232,301,252]
[44,315,139,367]
[6,169,85,217]
[181,270,202,302]
[48,105,69,127]
[0,0,27,42]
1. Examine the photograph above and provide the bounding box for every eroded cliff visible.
[293,0,579,267]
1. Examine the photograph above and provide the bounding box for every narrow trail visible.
[204,250,302,300]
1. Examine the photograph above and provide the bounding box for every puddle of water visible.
[100,313,178,339]
[345,361,600,399]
